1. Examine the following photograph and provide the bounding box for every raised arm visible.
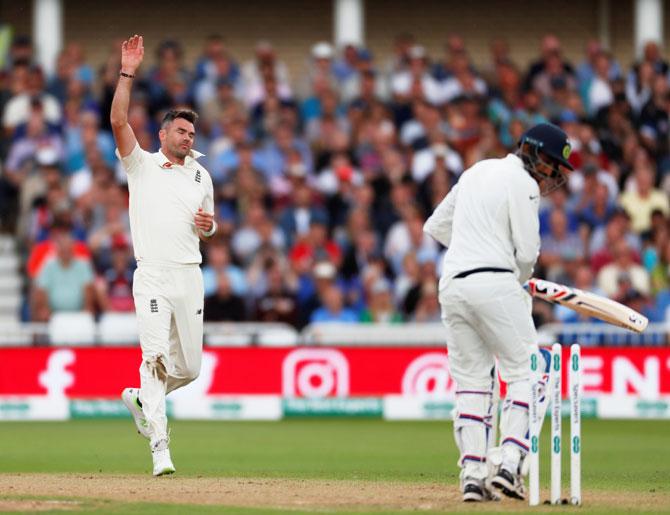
[110,35,144,157]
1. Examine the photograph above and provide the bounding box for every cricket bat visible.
[524,278,648,333]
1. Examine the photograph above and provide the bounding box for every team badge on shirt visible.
[195,170,201,183]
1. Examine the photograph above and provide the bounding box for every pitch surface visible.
[0,419,668,513]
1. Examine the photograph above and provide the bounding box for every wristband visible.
[201,220,217,238]
[120,72,135,79]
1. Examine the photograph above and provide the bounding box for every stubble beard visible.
[171,143,189,160]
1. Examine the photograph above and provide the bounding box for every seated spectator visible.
[576,179,616,231]
[395,251,421,307]
[360,279,402,323]
[597,240,650,297]
[289,217,341,269]
[231,202,285,265]
[194,49,240,113]
[554,264,604,323]
[589,209,641,269]
[64,109,116,175]
[254,121,312,181]
[384,205,437,275]
[3,64,62,131]
[586,51,614,115]
[525,34,575,90]
[254,262,298,326]
[94,240,135,313]
[203,270,247,322]
[539,208,584,283]
[309,283,358,323]
[146,39,192,115]
[26,218,91,278]
[619,164,669,233]
[242,40,292,107]
[202,241,247,297]
[441,53,487,103]
[300,41,337,99]
[411,141,463,184]
[411,281,442,322]
[296,260,337,327]
[31,225,94,321]
[390,45,443,106]
[649,238,670,295]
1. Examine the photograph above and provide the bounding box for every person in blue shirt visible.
[309,283,358,323]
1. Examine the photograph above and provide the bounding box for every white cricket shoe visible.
[121,388,151,439]
[151,438,175,476]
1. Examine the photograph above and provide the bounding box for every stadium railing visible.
[538,322,669,346]
[0,319,667,347]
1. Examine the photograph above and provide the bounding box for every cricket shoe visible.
[151,438,175,476]
[463,481,485,502]
[491,467,526,500]
[121,388,151,439]
[462,479,499,502]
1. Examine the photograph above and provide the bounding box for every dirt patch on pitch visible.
[0,474,668,512]
[0,498,82,512]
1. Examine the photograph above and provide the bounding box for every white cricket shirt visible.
[424,153,540,287]
[116,143,215,265]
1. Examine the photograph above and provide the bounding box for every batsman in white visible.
[423,123,573,502]
[110,35,217,476]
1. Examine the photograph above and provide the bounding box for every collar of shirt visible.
[504,153,525,170]
[154,148,206,169]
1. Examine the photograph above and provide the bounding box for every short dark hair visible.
[161,109,199,129]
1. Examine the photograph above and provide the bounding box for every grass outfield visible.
[0,419,668,513]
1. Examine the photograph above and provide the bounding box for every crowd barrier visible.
[1,316,667,347]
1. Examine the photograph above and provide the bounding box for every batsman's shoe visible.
[491,467,526,500]
[463,478,499,502]
[463,481,485,502]
[151,439,175,476]
[121,388,151,439]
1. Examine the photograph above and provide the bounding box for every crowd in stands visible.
[1,31,670,329]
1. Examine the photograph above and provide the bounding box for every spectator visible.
[32,225,95,321]
[360,278,402,323]
[203,270,247,322]
[309,283,358,323]
[539,208,584,283]
[3,64,62,131]
[94,240,135,313]
[390,45,443,106]
[201,241,247,297]
[619,164,670,233]
[525,34,575,90]
[254,262,298,325]
[411,281,442,322]
[597,240,650,297]
[554,264,603,323]
[587,51,614,115]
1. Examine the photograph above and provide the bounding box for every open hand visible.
[194,208,214,232]
[121,35,144,74]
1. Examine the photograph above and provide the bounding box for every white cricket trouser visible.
[440,272,536,480]
[133,263,204,444]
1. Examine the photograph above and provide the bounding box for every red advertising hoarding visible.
[1,346,668,399]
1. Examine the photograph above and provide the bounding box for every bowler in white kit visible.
[424,123,573,501]
[111,35,216,476]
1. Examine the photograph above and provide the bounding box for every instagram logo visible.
[282,349,350,398]
[401,353,454,397]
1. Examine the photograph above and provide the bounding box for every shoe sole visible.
[463,492,483,502]
[154,467,175,477]
[491,476,525,501]
[121,389,151,439]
